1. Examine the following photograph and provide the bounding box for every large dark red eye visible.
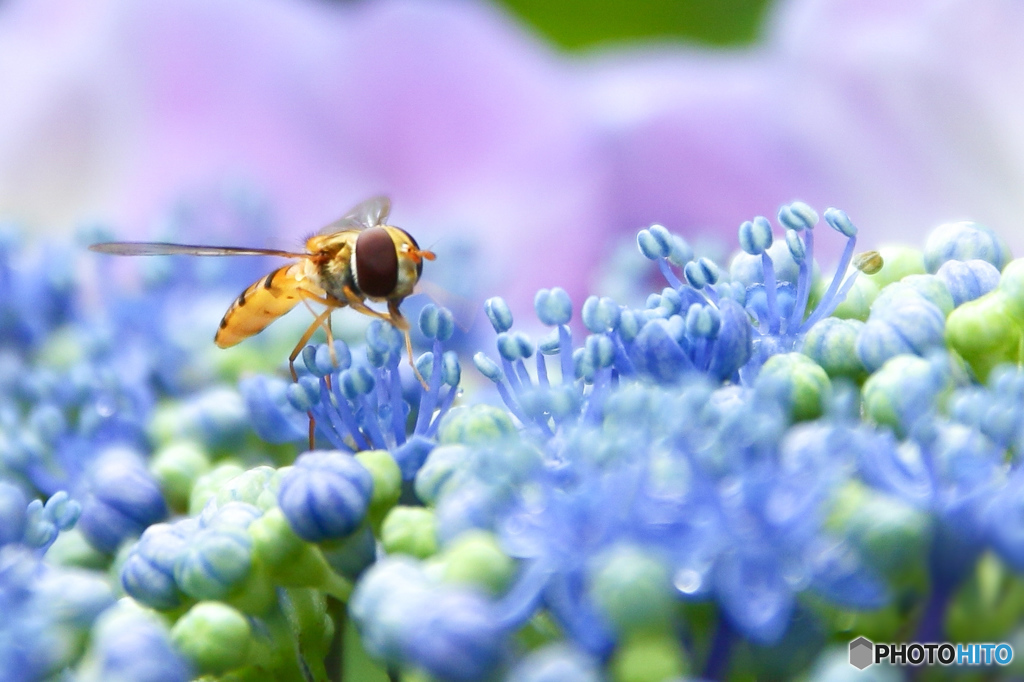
[354,227,398,297]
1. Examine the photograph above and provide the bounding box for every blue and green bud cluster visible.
[8,199,1024,682]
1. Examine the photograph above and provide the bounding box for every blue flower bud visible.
[402,588,505,682]
[392,435,436,481]
[739,216,774,255]
[824,207,857,237]
[618,309,642,342]
[484,297,513,333]
[437,405,517,446]
[534,288,572,326]
[584,334,616,369]
[785,229,806,263]
[34,566,116,627]
[122,521,194,610]
[684,261,707,288]
[801,318,867,380]
[416,352,435,381]
[572,347,592,382]
[239,375,306,444]
[443,351,462,387]
[538,331,560,355]
[935,258,1001,307]
[508,644,602,682]
[44,490,80,531]
[862,354,951,434]
[28,403,65,445]
[286,376,321,411]
[856,297,946,373]
[637,225,672,260]
[23,499,56,548]
[90,603,191,682]
[707,298,753,381]
[631,319,687,383]
[666,234,694,267]
[655,287,682,317]
[435,307,455,342]
[301,344,319,375]
[419,304,456,341]
[313,341,351,375]
[473,352,504,382]
[367,319,403,355]
[79,449,168,554]
[0,481,27,546]
[496,333,520,362]
[923,221,1011,273]
[173,526,252,600]
[685,304,720,339]
[350,558,431,660]
[778,201,818,231]
[341,366,376,399]
[515,332,535,359]
[415,444,471,505]
[278,451,374,541]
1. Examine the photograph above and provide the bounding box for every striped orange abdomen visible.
[214,263,322,348]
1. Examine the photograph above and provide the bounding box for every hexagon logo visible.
[849,636,874,670]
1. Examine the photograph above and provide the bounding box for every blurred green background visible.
[494,0,773,48]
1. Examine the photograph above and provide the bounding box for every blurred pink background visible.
[2,0,1023,316]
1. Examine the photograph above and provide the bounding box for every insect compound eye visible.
[354,227,399,297]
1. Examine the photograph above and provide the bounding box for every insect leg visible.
[299,296,339,368]
[341,285,394,323]
[289,305,337,451]
[289,306,336,380]
[388,300,430,390]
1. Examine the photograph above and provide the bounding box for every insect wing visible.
[89,242,307,258]
[317,195,391,235]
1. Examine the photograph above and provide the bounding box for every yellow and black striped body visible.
[214,260,326,348]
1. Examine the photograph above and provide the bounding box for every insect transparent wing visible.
[317,195,392,234]
[89,242,307,258]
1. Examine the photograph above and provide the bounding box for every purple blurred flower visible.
[584,0,1024,259]
[0,0,610,315]
[2,0,1023,313]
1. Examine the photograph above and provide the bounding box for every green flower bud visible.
[381,506,438,559]
[189,462,245,515]
[945,292,1022,383]
[827,481,929,586]
[756,353,831,421]
[355,449,402,532]
[998,258,1024,320]
[831,275,879,321]
[872,274,954,317]
[862,354,951,435]
[249,508,351,600]
[801,318,867,381]
[150,440,210,513]
[171,602,252,676]
[436,530,514,596]
[174,527,253,601]
[589,544,674,636]
[211,466,280,512]
[866,245,926,288]
[947,554,1024,643]
[437,405,517,446]
[610,631,686,682]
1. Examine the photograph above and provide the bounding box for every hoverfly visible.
[89,196,435,387]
